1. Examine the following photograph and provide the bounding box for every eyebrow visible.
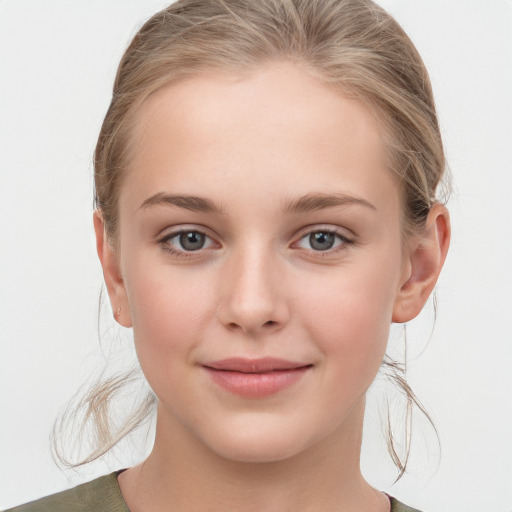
[282,193,377,214]
[139,193,224,214]
[139,191,376,215]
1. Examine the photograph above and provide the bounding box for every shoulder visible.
[389,496,424,512]
[4,473,129,512]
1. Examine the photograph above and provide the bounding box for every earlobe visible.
[392,203,450,323]
[93,211,133,328]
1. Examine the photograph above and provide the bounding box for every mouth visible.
[202,357,313,398]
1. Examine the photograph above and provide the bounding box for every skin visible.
[95,62,450,512]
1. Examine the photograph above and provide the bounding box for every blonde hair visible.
[56,0,446,477]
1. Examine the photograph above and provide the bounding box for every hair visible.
[55,0,447,478]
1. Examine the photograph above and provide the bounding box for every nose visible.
[216,244,289,335]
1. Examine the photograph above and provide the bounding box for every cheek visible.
[124,262,215,379]
[297,259,400,375]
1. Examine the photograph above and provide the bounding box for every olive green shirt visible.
[5,472,422,512]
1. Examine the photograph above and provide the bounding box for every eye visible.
[295,230,350,252]
[159,229,216,255]
[176,231,206,251]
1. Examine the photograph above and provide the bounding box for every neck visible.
[119,399,387,512]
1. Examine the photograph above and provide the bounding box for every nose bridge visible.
[217,239,287,333]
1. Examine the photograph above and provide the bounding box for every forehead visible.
[122,62,399,216]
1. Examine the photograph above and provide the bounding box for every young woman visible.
[4,0,453,510]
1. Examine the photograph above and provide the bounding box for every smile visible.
[203,357,312,398]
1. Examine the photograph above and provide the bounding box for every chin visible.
[214,437,305,464]
[198,416,321,464]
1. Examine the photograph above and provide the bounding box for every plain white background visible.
[0,1,511,510]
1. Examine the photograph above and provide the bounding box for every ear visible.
[93,211,132,327]
[392,203,451,323]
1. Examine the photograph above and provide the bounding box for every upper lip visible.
[203,357,311,373]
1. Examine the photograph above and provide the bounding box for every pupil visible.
[310,232,334,251]
[180,231,205,251]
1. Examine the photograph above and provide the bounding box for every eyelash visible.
[157,229,217,259]
[294,228,354,256]
[157,227,354,259]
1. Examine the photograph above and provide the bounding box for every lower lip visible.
[204,366,311,398]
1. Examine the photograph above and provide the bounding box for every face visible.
[103,62,416,463]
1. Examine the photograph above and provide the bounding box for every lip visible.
[203,357,312,398]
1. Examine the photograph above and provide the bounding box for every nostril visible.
[225,320,277,332]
